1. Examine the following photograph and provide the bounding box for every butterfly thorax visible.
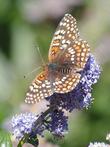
[48,62,72,75]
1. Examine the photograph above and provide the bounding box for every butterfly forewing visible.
[48,14,80,62]
[49,13,90,70]
[25,71,53,104]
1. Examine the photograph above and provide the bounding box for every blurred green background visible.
[0,0,110,146]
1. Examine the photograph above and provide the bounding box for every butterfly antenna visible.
[35,43,45,66]
[24,66,42,79]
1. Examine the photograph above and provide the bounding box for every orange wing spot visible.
[51,46,59,55]
[37,73,46,81]
[75,45,80,50]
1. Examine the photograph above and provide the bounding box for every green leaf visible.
[0,131,12,147]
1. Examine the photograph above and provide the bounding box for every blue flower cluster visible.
[11,54,101,141]
[48,109,68,136]
[88,142,110,147]
[12,113,38,139]
[12,109,68,139]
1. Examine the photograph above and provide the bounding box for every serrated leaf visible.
[0,131,12,147]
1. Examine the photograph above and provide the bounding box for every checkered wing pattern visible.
[61,38,90,71]
[48,13,80,63]
[48,13,90,93]
[25,71,53,103]
[48,13,90,71]
[54,73,81,93]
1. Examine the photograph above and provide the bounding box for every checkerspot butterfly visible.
[25,14,90,104]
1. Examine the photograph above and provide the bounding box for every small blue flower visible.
[47,54,101,111]
[88,142,110,147]
[49,109,68,136]
[11,113,38,139]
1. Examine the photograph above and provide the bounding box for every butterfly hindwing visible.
[25,71,53,104]
[54,73,81,93]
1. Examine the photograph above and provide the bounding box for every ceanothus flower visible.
[49,109,68,136]
[88,142,110,147]
[11,109,68,140]
[11,113,39,139]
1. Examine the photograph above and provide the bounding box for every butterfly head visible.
[48,63,58,71]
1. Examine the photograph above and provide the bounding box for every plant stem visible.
[17,105,56,147]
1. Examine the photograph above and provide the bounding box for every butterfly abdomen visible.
[58,67,71,75]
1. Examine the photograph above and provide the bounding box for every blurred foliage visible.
[0,0,110,146]
[0,130,12,147]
